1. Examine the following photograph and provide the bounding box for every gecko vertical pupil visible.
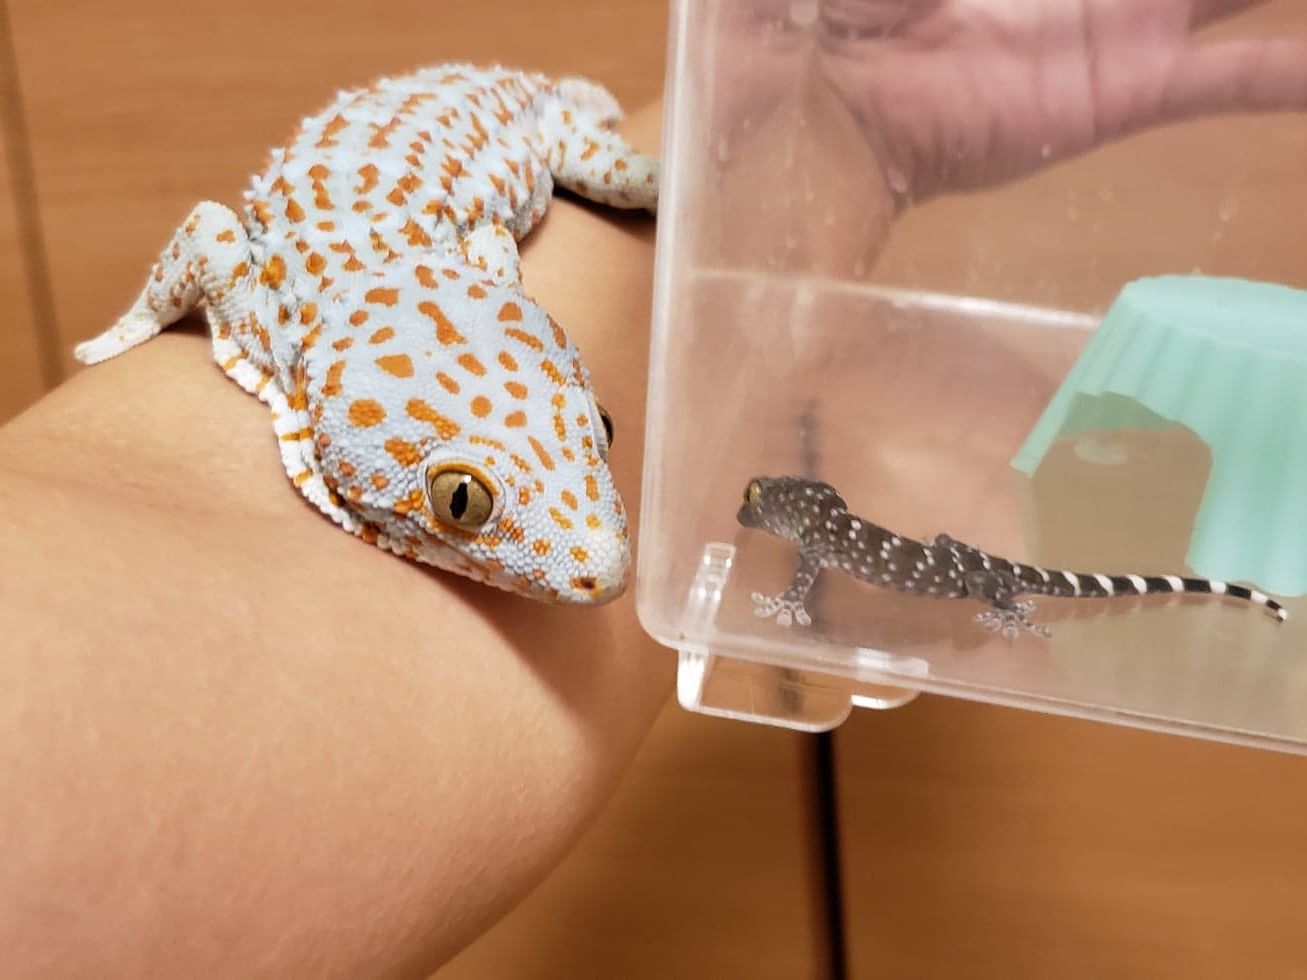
[428,467,496,530]
[450,481,469,519]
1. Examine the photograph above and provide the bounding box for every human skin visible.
[0,102,670,978]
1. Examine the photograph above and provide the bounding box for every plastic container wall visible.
[640,0,1307,748]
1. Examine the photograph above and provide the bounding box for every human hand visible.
[816,0,1307,203]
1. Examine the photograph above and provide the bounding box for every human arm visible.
[0,103,669,978]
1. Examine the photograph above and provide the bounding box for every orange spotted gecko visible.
[75,64,658,604]
[739,476,1286,637]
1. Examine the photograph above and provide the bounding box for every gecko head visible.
[737,476,847,543]
[306,268,629,604]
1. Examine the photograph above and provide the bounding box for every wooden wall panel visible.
[6,0,669,366]
[0,26,50,423]
[838,697,1307,978]
[441,703,825,978]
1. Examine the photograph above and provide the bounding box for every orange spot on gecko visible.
[505,328,544,352]
[471,396,493,418]
[393,489,426,515]
[331,337,354,353]
[585,474,601,502]
[322,361,346,397]
[571,547,590,564]
[529,437,555,472]
[305,252,327,275]
[457,353,486,376]
[498,352,518,372]
[549,508,574,531]
[539,360,567,386]
[348,399,386,427]
[385,438,423,467]
[561,489,578,510]
[586,514,602,530]
[366,287,400,306]
[416,265,440,288]
[369,327,395,344]
[497,518,526,544]
[376,354,414,378]
[518,487,533,506]
[371,474,390,491]
[549,319,568,348]
[467,284,487,299]
[504,411,527,428]
[504,381,528,400]
[532,539,551,556]
[285,199,306,222]
[349,310,369,327]
[436,372,461,394]
[419,301,467,345]
[406,398,460,439]
[216,229,237,243]
[259,254,286,288]
[356,163,379,193]
[498,302,523,322]
[299,303,319,325]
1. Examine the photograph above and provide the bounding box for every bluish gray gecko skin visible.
[737,476,1286,638]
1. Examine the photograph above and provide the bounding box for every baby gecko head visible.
[306,264,628,603]
[737,476,847,544]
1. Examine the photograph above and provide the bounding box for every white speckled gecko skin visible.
[739,476,1286,637]
[74,64,658,604]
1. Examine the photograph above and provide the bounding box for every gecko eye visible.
[597,405,615,451]
[745,480,763,508]
[427,466,497,531]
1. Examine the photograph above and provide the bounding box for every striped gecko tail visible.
[1037,569,1287,623]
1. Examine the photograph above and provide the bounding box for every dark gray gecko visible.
[737,475,1286,638]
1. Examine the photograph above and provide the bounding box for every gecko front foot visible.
[975,601,1052,640]
[751,592,813,628]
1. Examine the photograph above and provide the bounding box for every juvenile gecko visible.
[75,64,658,604]
[737,476,1286,637]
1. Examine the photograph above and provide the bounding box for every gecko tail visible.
[1038,569,1286,622]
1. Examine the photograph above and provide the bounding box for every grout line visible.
[0,0,64,391]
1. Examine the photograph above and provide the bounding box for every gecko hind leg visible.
[75,201,253,365]
[963,570,1053,640]
[543,86,658,213]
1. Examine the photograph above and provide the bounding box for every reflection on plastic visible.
[676,542,921,730]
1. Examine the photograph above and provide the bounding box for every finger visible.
[1162,39,1307,119]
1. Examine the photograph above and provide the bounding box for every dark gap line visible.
[797,402,849,979]
[0,0,64,391]
[812,732,848,979]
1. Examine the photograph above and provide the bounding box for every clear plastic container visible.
[639,0,1307,749]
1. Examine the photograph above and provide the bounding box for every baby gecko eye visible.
[598,405,615,451]
[427,465,498,531]
[745,480,763,507]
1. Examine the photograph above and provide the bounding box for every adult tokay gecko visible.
[75,64,658,604]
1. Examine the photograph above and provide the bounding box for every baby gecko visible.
[75,64,658,604]
[738,476,1286,637]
